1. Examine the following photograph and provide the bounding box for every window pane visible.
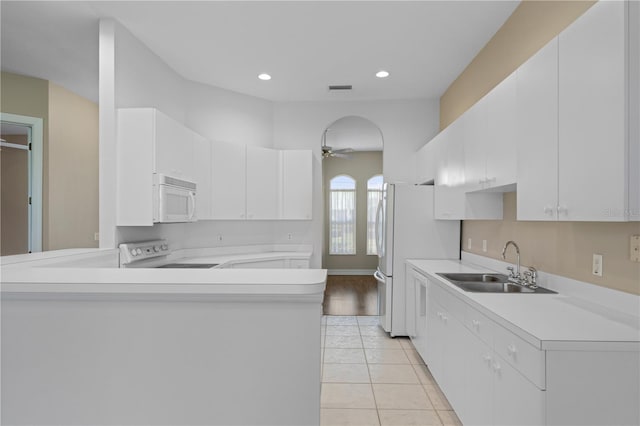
[329,175,356,255]
[366,175,383,255]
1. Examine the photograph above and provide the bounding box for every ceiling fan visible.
[321,129,354,159]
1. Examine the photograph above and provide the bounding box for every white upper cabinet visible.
[192,132,212,220]
[246,146,281,220]
[485,71,517,189]
[463,97,488,193]
[211,140,247,220]
[153,109,194,181]
[516,38,559,221]
[558,0,631,221]
[435,121,466,220]
[282,150,313,220]
[116,108,195,226]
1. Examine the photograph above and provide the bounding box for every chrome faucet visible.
[501,241,520,282]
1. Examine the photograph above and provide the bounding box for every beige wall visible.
[48,82,99,249]
[323,151,382,270]
[0,134,29,255]
[440,0,596,129]
[1,72,99,251]
[463,193,640,295]
[440,1,640,295]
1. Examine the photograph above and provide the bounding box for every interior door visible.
[1,122,31,255]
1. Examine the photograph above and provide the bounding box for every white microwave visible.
[153,174,197,223]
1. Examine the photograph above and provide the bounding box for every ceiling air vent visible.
[328,85,353,91]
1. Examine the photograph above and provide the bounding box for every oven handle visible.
[188,192,196,221]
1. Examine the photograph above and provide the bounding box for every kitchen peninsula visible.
[1,253,326,426]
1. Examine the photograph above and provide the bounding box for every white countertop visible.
[407,259,640,351]
[1,267,327,299]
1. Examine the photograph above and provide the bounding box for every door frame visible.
[1,112,43,252]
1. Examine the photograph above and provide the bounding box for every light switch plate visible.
[631,235,640,262]
[592,254,603,277]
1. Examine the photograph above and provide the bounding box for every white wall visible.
[185,81,273,148]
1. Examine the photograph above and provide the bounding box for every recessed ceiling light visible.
[376,70,390,78]
[258,73,271,81]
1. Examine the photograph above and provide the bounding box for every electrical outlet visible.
[94,232,99,241]
[467,238,472,250]
[482,240,487,252]
[592,254,603,277]
[631,235,640,262]
[217,235,223,241]
[287,233,293,240]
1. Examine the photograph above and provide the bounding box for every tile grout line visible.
[360,321,383,426]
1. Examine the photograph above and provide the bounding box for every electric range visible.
[119,240,219,269]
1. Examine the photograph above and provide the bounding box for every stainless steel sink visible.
[438,273,508,283]
[436,273,556,294]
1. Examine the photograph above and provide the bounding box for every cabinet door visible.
[440,313,468,413]
[425,293,443,380]
[154,110,193,181]
[462,334,494,426]
[516,38,559,221]
[559,0,627,221]
[493,355,544,426]
[282,150,312,220]
[463,98,488,193]
[435,120,466,219]
[246,146,281,220]
[211,141,246,219]
[192,133,211,220]
[486,71,517,189]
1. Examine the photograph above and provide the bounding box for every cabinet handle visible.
[472,319,480,329]
[543,206,554,215]
[557,205,568,215]
[507,344,517,356]
[492,361,501,372]
[483,354,492,364]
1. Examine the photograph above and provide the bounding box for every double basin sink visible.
[436,273,556,294]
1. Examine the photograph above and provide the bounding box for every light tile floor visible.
[321,315,463,426]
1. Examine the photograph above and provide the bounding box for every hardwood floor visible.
[322,275,378,316]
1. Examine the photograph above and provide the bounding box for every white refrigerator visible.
[374,183,460,336]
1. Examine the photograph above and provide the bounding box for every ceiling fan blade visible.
[332,148,354,154]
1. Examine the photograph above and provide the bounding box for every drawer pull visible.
[507,344,517,356]
[492,361,501,372]
[472,319,480,329]
[483,354,492,364]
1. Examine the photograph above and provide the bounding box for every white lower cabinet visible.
[423,277,544,426]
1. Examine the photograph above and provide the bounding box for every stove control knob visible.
[131,249,138,257]
[136,248,143,255]
[154,245,160,252]
[161,244,168,251]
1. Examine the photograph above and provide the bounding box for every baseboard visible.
[328,269,376,276]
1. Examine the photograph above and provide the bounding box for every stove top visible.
[156,263,218,269]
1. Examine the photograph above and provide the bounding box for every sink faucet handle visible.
[524,267,538,287]
[506,266,516,278]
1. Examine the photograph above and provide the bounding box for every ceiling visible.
[325,116,383,151]
[1,1,519,104]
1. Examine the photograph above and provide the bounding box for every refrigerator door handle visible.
[374,268,386,283]
[375,199,383,258]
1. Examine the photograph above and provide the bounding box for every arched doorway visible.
[321,116,384,316]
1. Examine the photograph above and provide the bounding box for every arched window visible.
[329,175,356,255]
[366,175,384,255]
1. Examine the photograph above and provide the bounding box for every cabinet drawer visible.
[465,304,494,346]
[493,325,545,389]
[428,281,466,322]
[289,259,309,269]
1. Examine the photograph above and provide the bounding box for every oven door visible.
[374,268,392,333]
[155,184,196,223]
